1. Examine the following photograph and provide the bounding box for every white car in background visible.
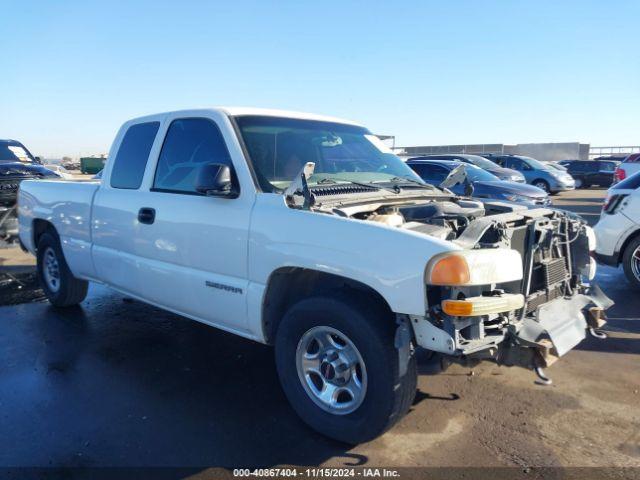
[594,171,640,288]
[43,164,74,180]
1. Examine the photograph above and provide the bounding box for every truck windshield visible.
[235,116,423,191]
[0,140,36,163]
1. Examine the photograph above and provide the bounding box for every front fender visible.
[248,194,460,317]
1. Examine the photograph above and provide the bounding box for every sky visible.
[1,0,638,158]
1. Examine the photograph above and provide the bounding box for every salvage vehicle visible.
[0,141,60,241]
[0,139,38,164]
[594,171,640,288]
[406,159,550,207]
[18,108,611,443]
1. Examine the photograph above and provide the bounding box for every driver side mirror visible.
[194,163,238,198]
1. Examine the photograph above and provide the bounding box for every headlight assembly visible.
[425,249,523,286]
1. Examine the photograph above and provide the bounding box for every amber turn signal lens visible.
[429,255,471,285]
[441,294,524,317]
[441,300,474,316]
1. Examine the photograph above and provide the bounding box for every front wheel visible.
[36,231,88,307]
[532,179,550,193]
[574,178,583,188]
[622,236,640,289]
[275,293,417,444]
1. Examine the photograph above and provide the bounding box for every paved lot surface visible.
[1,188,638,473]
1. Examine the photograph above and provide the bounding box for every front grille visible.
[0,181,19,192]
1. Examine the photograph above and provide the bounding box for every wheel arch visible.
[261,267,394,345]
[32,218,57,251]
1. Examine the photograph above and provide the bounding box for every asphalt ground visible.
[0,187,638,477]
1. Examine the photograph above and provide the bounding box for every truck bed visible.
[18,179,100,279]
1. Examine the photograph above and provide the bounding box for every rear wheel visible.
[36,231,88,307]
[622,236,640,289]
[532,179,550,193]
[275,293,417,444]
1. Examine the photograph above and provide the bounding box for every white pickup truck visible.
[18,108,611,443]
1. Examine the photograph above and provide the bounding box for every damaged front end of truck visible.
[412,208,613,383]
[285,162,613,383]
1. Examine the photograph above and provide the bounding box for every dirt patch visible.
[0,245,42,305]
[0,270,45,305]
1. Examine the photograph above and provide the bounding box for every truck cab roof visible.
[125,107,362,128]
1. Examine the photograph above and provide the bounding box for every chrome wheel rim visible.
[575,179,582,188]
[295,326,367,415]
[631,245,640,282]
[42,247,61,292]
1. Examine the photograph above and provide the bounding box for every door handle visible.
[138,207,156,225]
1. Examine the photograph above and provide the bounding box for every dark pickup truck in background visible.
[0,139,58,242]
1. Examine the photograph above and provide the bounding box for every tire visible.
[574,178,583,188]
[275,292,417,444]
[622,236,640,289]
[532,180,550,193]
[36,231,88,307]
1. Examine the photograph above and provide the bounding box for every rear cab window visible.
[110,122,160,189]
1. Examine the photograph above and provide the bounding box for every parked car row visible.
[403,154,556,206]
[404,151,637,198]
[478,154,575,193]
[406,154,525,182]
[406,158,550,207]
